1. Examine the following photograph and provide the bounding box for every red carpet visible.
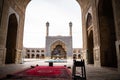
[25,66,70,77]
[4,66,72,80]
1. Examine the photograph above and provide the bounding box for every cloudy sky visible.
[23,0,82,48]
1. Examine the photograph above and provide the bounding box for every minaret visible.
[46,21,49,36]
[69,22,72,36]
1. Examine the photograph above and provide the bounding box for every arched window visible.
[31,54,35,58]
[73,54,77,59]
[41,54,45,59]
[41,50,44,53]
[27,50,30,52]
[37,50,40,53]
[78,54,81,59]
[32,50,35,53]
[36,54,40,58]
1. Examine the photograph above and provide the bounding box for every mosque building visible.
[45,22,73,59]
[23,22,83,59]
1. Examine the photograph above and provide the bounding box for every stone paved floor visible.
[0,59,120,80]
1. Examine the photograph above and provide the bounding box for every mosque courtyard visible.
[0,59,120,80]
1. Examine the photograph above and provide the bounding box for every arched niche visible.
[87,30,94,64]
[50,40,67,59]
[86,13,92,29]
[98,0,117,67]
[86,12,94,64]
[5,13,18,64]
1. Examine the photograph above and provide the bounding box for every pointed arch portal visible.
[50,40,67,59]
[98,0,117,67]
[5,14,18,64]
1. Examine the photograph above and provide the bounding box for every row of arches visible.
[25,54,45,59]
[25,53,82,60]
[27,49,45,53]
[73,54,82,59]
[85,0,117,67]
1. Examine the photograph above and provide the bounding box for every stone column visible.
[116,40,120,72]
[112,0,120,73]
[92,0,101,67]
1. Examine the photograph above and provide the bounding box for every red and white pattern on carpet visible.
[11,66,72,80]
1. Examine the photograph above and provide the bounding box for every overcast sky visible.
[23,0,82,48]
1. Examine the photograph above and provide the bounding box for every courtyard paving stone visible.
[0,59,120,80]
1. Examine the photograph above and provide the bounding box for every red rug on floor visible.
[6,66,72,80]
